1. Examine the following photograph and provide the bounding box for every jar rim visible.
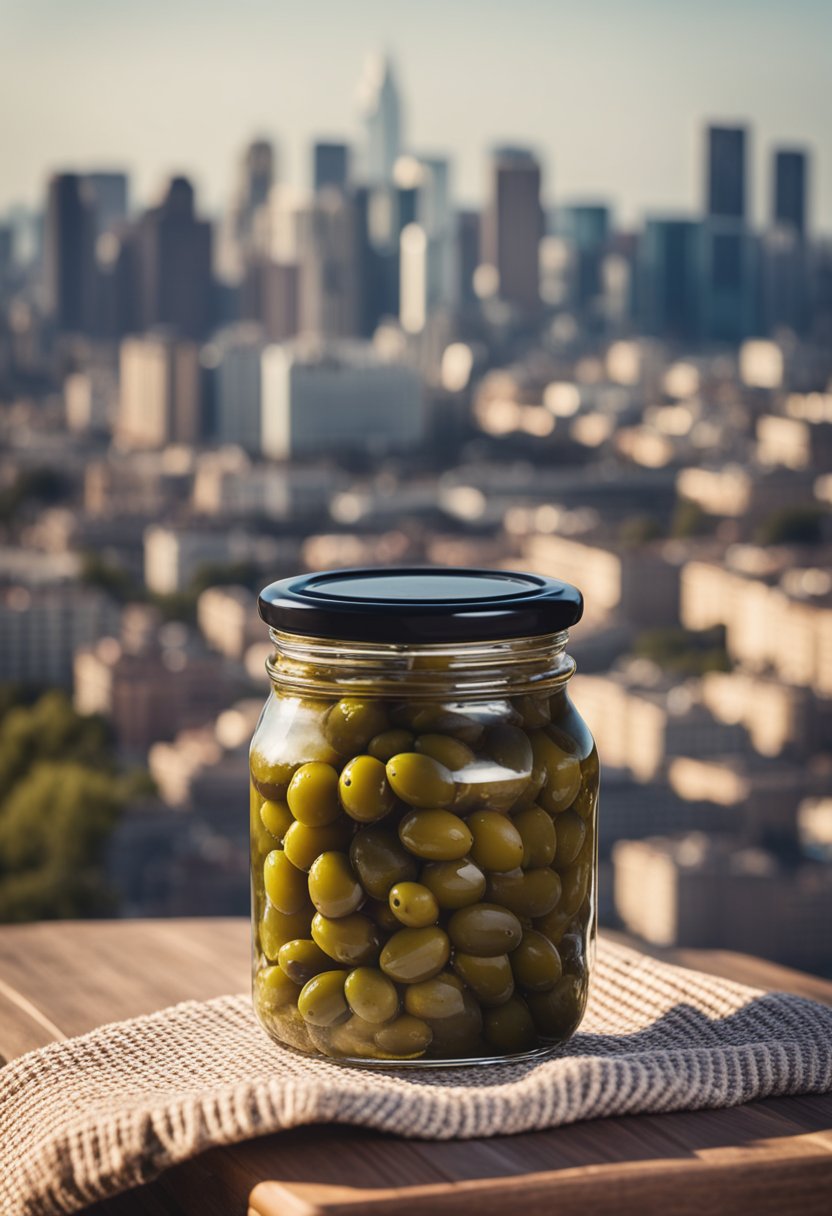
[258,566,583,645]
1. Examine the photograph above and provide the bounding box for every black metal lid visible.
[257,567,583,644]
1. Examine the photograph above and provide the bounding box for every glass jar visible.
[249,568,598,1067]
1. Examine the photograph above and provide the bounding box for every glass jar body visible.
[249,634,598,1066]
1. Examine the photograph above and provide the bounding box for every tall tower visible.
[357,53,402,186]
[44,173,96,334]
[137,177,213,339]
[482,147,543,311]
[706,125,747,220]
[773,149,807,235]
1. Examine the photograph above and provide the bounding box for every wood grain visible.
[0,918,830,1216]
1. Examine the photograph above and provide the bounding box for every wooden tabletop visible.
[1,919,830,1216]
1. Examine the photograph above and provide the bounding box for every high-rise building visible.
[206,323,265,453]
[297,190,360,339]
[457,210,481,310]
[555,204,611,310]
[117,332,201,449]
[706,125,747,220]
[314,142,350,192]
[82,172,129,236]
[701,221,756,342]
[44,173,96,333]
[639,218,702,340]
[234,140,274,249]
[482,147,543,311]
[357,54,401,185]
[395,155,456,332]
[136,178,213,339]
[773,149,808,236]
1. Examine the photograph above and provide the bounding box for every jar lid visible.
[258,567,583,644]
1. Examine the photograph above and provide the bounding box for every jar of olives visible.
[250,568,598,1067]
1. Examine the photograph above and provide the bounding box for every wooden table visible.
[1,919,830,1216]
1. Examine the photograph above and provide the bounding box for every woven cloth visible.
[2,940,832,1216]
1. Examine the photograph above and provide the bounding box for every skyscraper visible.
[482,147,543,311]
[638,218,702,340]
[44,173,96,334]
[773,149,808,235]
[82,172,129,236]
[357,54,401,185]
[314,143,350,192]
[136,177,213,339]
[706,125,747,220]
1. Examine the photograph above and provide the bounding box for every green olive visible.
[260,798,293,842]
[283,819,352,872]
[287,762,341,827]
[264,849,310,915]
[374,1015,433,1057]
[558,857,592,918]
[486,867,562,918]
[308,851,364,918]
[404,971,465,1019]
[388,882,439,927]
[414,734,475,771]
[453,953,514,1006]
[259,903,315,960]
[349,825,418,900]
[297,970,350,1027]
[483,996,536,1054]
[485,724,533,774]
[277,938,333,985]
[421,858,486,909]
[554,809,587,867]
[386,752,456,808]
[527,975,586,1038]
[365,898,401,932]
[530,730,582,814]
[250,750,295,800]
[512,805,557,868]
[558,933,586,978]
[368,729,414,763]
[426,988,484,1057]
[338,755,396,823]
[447,903,523,956]
[514,694,551,730]
[391,702,483,744]
[398,809,472,861]
[467,809,524,872]
[570,782,597,821]
[325,1013,380,1058]
[379,926,450,983]
[311,911,380,966]
[511,931,563,992]
[324,698,388,754]
[344,967,400,1023]
[254,964,299,1010]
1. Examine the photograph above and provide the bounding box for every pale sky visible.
[2,0,831,231]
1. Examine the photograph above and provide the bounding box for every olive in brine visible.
[379,926,451,983]
[426,988,484,1057]
[255,965,299,1011]
[467,809,524,873]
[553,809,586,868]
[512,805,556,869]
[338,755,396,823]
[368,729,414,763]
[324,698,388,755]
[386,753,455,809]
[308,851,364,918]
[421,858,487,909]
[530,730,582,814]
[398,809,472,861]
[414,734,476,771]
[277,938,333,985]
[404,971,465,1020]
[286,762,341,827]
[349,825,418,900]
[485,724,533,774]
[344,967,400,1023]
[297,970,350,1027]
[260,798,293,842]
[483,996,536,1054]
[447,903,523,957]
[486,867,562,918]
[511,930,563,992]
[264,849,310,915]
[283,819,352,872]
[250,751,295,800]
[527,976,586,1038]
[259,903,315,960]
[311,912,381,966]
[388,882,439,927]
[453,953,514,1006]
[374,1015,433,1057]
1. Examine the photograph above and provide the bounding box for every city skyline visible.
[3,0,832,229]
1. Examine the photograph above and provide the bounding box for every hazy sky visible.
[2,0,831,230]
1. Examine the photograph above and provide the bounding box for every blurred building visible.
[773,148,808,235]
[482,147,543,312]
[206,323,265,452]
[82,172,129,236]
[358,53,401,186]
[260,339,424,458]
[197,585,260,660]
[117,332,201,449]
[135,177,213,339]
[44,173,96,334]
[706,125,747,221]
[314,142,350,192]
[638,219,702,340]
